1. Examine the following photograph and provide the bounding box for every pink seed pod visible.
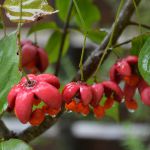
[7,74,62,124]
[102,81,123,102]
[62,82,92,106]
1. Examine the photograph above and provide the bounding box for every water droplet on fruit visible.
[121,98,125,103]
[128,109,135,113]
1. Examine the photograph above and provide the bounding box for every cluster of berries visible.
[110,56,150,109]
[7,40,150,126]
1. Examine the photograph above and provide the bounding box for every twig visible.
[79,33,88,81]
[55,0,74,76]
[73,0,141,81]
[17,107,64,143]
[0,120,14,140]
[113,39,132,48]
[18,116,58,142]
[129,21,150,30]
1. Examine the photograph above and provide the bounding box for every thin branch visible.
[55,0,74,76]
[18,115,58,142]
[129,21,150,30]
[0,120,14,140]
[17,107,64,143]
[9,0,141,143]
[113,39,132,48]
[73,0,141,81]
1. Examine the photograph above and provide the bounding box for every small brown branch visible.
[55,0,74,76]
[73,0,141,81]
[0,120,14,140]
[17,108,64,143]
[8,0,141,143]
[17,116,58,142]
[129,21,150,30]
[113,39,132,48]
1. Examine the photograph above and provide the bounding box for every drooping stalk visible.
[79,33,88,81]
[17,0,30,83]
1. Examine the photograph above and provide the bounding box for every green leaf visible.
[131,33,150,55]
[138,37,150,85]
[55,0,72,22]
[87,29,107,44]
[0,21,3,29]
[100,96,119,121]
[28,22,59,35]
[45,31,70,63]
[0,32,21,113]
[0,139,32,150]
[3,0,57,23]
[105,102,119,121]
[75,0,101,29]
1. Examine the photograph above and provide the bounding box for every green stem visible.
[34,32,38,45]
[129,21,150,30]
[17,0,23,71]
[0,5,6,37]
[93,0,125,78]
[17,0,30,83]
[79,32,88,81]
[73,0,88,81]
[73,0,86,30]
[33,22,38,45]
[132,0,142,33]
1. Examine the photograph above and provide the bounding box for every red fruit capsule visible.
[76,102,90,116]
[125,56,138,64]
[104,97,114,109]
[115,60,131,77]
[91,83,104,107]
[29,109,45,126]
[21,40,49,73]
[65,100,77,112]
[102,81,123,102]
[124,75,139,87]
[93,106,105,119]
[109,56,138,84]
[140,87,150,106]
[62,82,92,106]
[7,74,62,124]
[124,83,137,101]
[125,99,138,110]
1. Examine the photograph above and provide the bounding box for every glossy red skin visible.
[62,82,92,106]
[21,40,32,46]
[36,48,49,72]
[22,44,37,66]
[115,60,131,77]
[138,79,149,94]
[62,82,80,103]
[125,56,138,64]
[137,79,150,106]
[21,40,49,73]
[7,74,62,124]
[91,83,104,107]
[102,81,123,102]
[110,56,138,83]
[124,83,137,101]
[140,87,150,106]
[109,65,122,83]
